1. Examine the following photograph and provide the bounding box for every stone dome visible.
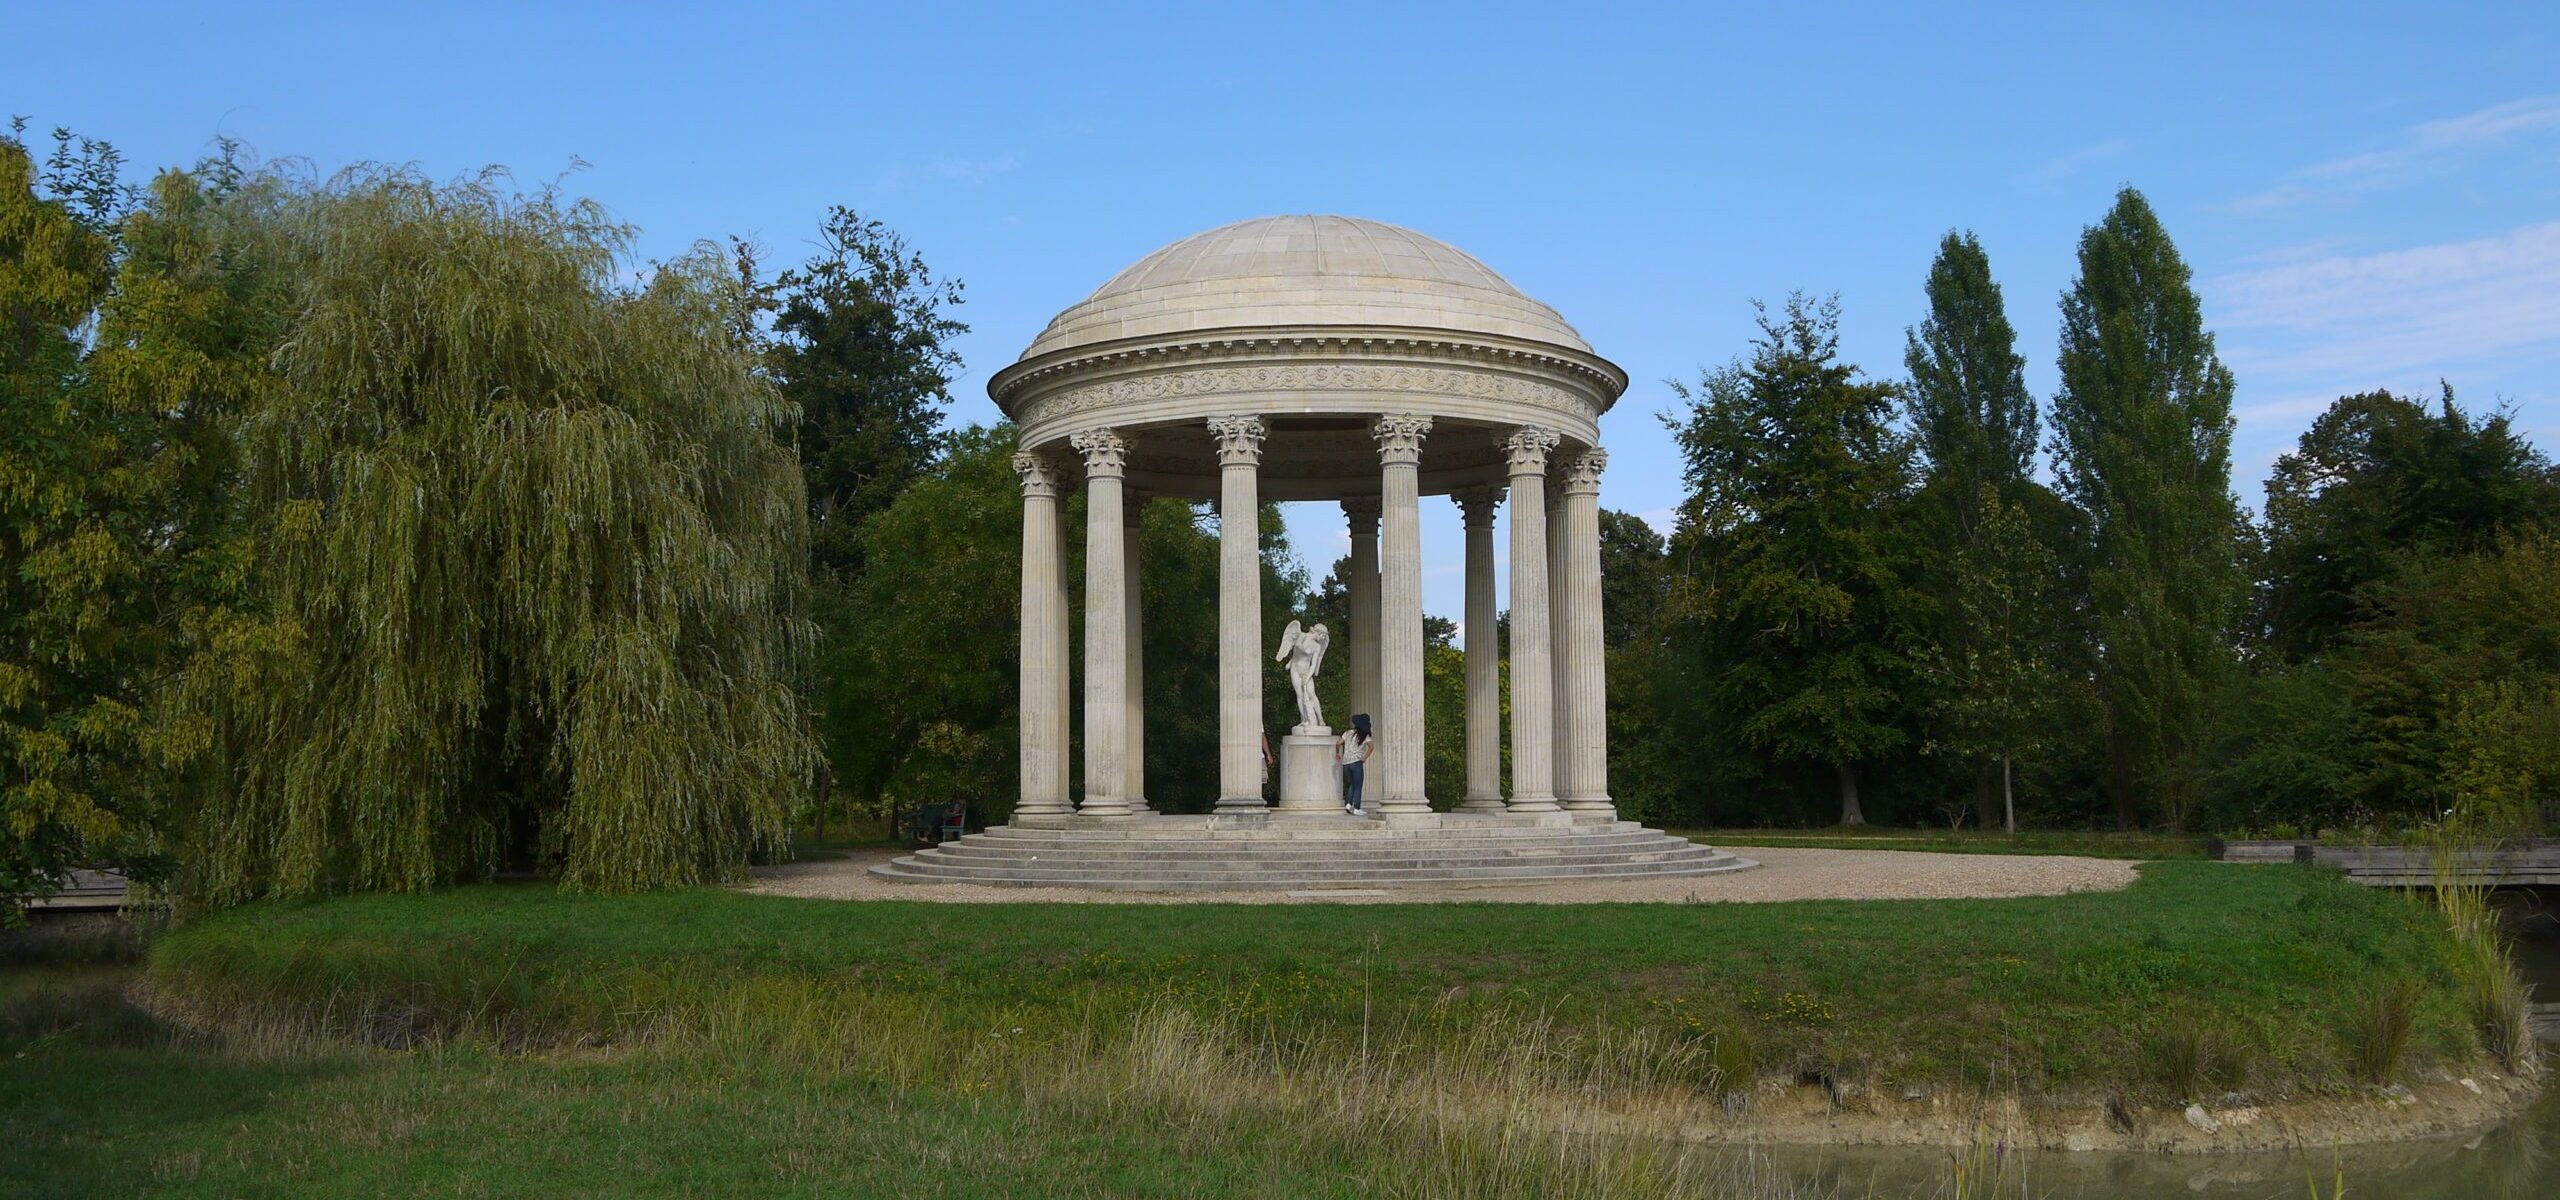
[1017,215,1593,361]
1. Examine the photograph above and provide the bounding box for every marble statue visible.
[1273,619,1331,732]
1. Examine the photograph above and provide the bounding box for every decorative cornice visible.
[1561,448,1608,495]
[1373,414,1433,466]
[1070,428,1129,477]
[1012,451,1064,499]
[1013,357,1596,437]
[1205,414,1268,466]
[1504,426,1562,477]
[989,329,1627,411]
[1451,485,1506,528]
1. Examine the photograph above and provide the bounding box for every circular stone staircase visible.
[868,814,1757,891]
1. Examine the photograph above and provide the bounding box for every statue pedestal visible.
[1275,730,1342,812]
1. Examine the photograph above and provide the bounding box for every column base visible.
[1077,799,1136,819]
[1212,796,1270,814]
[1562,796,1615,817]
[1456,795,1506,813]
[1505,794,1561,814]
[1014,799,1074,820]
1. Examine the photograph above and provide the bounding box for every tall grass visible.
[2430,830,2543,1076]
[139,957,2047,1200]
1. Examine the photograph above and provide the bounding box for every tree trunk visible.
[1837,762,1866,827]
[2105,727,2134,830]
[2002,752,2015,835]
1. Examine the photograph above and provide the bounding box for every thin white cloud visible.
[2018,138,2130,192]
[2229,95,2560,212]
[2210,219,2560,381]
[866,155,1019,195]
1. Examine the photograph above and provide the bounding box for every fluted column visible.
[1013,451,1072,818]
[1560,449,1613,814]
[1073,429,1133,818]
[1374,414,1433,817]
[1454,486,1505,812]
[1344,497,1381,730]
[1547,474,1572,801]
[1504,426,1561,812]
[1210,415,1269,812]
[1123,495,1150,814]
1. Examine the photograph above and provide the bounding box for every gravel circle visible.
[742,845,2140,905]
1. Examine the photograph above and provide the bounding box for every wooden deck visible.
[25,868,132,911]
[2301,844,2560,887]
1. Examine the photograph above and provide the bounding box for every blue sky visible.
[16,2,2560,631]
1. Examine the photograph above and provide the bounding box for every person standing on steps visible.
[1339,713,1373,815]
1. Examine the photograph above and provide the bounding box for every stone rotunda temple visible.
[874,215,1753,889]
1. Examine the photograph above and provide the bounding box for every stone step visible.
[938,830,1692,855]
[971,820,1646,843]
[871,816,1756,892]
[920,841,1713,867]
[876,852,1753,886]
[867,854,1759,891]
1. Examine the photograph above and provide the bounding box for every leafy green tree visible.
[2260,387,2558,659]
[2049,188,2243,829]
[761,208,966,579]
[1915,487,2057,832]
[1667,295,1916,825]
[0,134,143,914]
[2329,531,2560,828]
[163,166,818,904]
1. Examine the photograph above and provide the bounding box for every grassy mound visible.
[149,862,2476,1100]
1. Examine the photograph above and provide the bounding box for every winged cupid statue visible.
[1273,619,1332,733]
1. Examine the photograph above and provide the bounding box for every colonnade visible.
[1012,414,1611,819]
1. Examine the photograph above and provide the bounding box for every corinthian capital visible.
[1504,426,1562,476]
[1342,495,1381,536]
[1206,414,1268,466]
[1373,413,1433,465]
[1561,448,1608,495]
[1070,428,1129,477]
[1451,485,1506,528]
[1012,450,1064,499]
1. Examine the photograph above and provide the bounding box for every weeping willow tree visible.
[163,167,817,904]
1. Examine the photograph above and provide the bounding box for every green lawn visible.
[150,861,2460,1092]
[2,864,2499,1199]
[1680,826,2212,859]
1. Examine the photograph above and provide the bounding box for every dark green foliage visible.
[2259,387,2559,660]
[1905,230,2036,512]
[758,208,966,579]
[2049,188,2243,829]
[1665,295,1917,824]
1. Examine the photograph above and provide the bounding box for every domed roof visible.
[1017,215,1592,361]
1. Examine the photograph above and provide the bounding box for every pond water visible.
[1745,898,2560,1199]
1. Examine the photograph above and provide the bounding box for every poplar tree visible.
[2049,188,2242,829]
[1905,231,2035,515]
[1904,230,2053,824]
[163,166,818,904]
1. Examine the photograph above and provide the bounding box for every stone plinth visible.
[1275,731,1343,812]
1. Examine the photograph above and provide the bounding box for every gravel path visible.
[742,844,2140,905]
